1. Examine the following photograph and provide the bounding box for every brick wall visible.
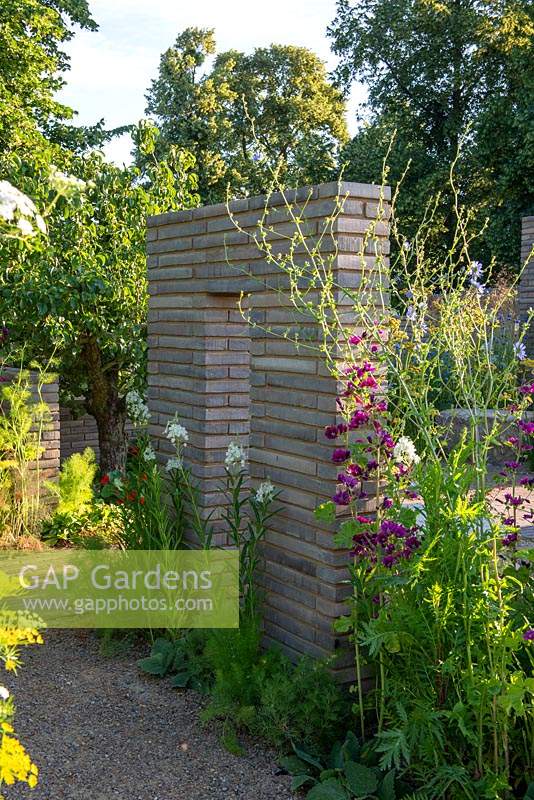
[519,216,534,356]
[146,181,390,672]
[59,406,137,463]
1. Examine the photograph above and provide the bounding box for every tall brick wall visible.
[519,216,534,356]
[147,181,390,670]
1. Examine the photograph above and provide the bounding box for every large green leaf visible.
[344,762,378,798]
[307,778,349,800]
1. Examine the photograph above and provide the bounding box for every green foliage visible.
[0,369,51,540]
[48,447,97,515]
[329,0,534,270]
[40,501,124,549]
[0,126,199,471]
[138,618,348,756]
[0,0,97,162]
[280,733,411,799]
[143,27,348,202]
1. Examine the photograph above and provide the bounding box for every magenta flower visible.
[502,532,519,547]
[332,448,351,464]
[518,420,534,435]
[520,382,534,394]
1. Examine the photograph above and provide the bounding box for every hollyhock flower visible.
[507,436,520,446]
[325,425,338,440]
[333,489,350,505]
[504,461,520,471]
[338,473,358,488]
[520,475,534,486]
[382,497,393,509]
[502,532,519,547]
[520,382,534,394]
[518,420,534,435]
[347,463,363,477]
[349,410,369,429]
[332,448,351,464]
[382,555,397,568]
[356,515,373,524]
[523,628,534,642]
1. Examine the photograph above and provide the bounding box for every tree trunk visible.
[80,335,128,474]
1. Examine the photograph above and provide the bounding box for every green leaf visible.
[334,519,359,548]
[377,769,396,800]
[341,731,361,764]
[279,755,314,776]
[333,616,353,634]
[171,671,191,688]
[344,762,378,797]
[315,501,336,523]
[292,744,324,772]
[525,783,534,800]
[291,775,315,791]
[307,778,349,800]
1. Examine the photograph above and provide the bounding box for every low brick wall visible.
[60,406,137,464]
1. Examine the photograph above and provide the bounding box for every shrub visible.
[48,447,97,515]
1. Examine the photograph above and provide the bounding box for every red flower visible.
[127,490,137,501]
[100,474,110,485]
[139,496,146,505]
[141,473,148,481]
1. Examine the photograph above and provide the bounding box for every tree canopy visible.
[0,0,115,166]
[143,27,349,202]
[0,127,199,471]
[329,0,534,269]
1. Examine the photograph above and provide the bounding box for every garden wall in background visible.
[519,215,534,355]
[59,407,136,463]
[146,182,390,675]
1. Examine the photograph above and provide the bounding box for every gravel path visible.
[4,630,293,800]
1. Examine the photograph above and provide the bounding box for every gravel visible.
[4,630,293,800]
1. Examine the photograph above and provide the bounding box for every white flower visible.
[49,166,87,197]
[125,390,151,426]
[143,443,156,462]
[393,436,420,467]
[17,217,34,236]
[164,416,189,448]
[225,442,246,475]
[255,480,275,504]
[35,214,47,234]
[165,456,183,472]
[0,686,9,701]
[0,180,44,236]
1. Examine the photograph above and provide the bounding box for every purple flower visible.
[333,489,350,506]
[519,420,534,436]
[349,334,364,345]
[523,628,534,642]
[520,382,534,395]
[504,461,520,471]
[382,555,397,568]
[349,410,369,429]
[514,341,527,360]
[325,425,339,440]
[502,532,519,547]
[380,520,408,538]
[382,497,393,509]
[504,493,524,507]
[332,448,351,464]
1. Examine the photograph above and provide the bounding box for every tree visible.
[329,0,534,270]
[143,28,349,202]
[0,0,115,166]
[0,126,199,472]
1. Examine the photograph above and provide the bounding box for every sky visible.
[56,0,365,165]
